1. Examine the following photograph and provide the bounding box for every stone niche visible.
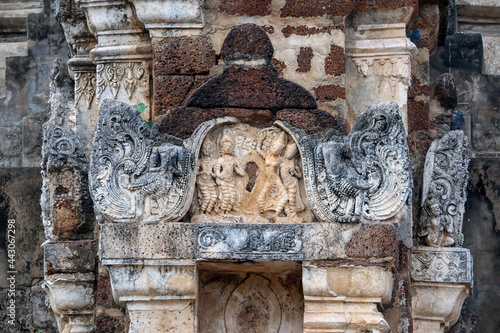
[92,24,413,333]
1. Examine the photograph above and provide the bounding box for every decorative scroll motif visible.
[243,230,296,252]
[90,100,193,222]
[281,102,411,222]
[96,61,149,100]
[192,124,308,222]
[42,123,87,170]
[196,225,302,259]
[89,100,239,222]
[411,247,473,283]
[420,131,470,247]
[74,72,96,108]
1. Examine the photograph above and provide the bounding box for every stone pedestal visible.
[303,264,392,333]
[345,23,417,130]
[411,246,473,333]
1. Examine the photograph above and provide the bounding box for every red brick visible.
[325,44,345,76]
[297,47,313,73]
[276,108,345,135]
[154,75,195,117]
[408,99,430,134]
[96,273,113,307]
[272,58,286,76]
[158,107,274,138]
[345,224,398,258]
[220,0,272,16]
[281,0,355,18]
[314,84,345,102]
[408,74,430,99]
[281,25,340,38]
[186,66,317,110]
[355,0,418,12]
[154,37,216,75]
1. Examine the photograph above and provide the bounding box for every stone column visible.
[78,0,152,121]
[411,247,473,333]
[103,259,197,333]
[345,23,417,130]
[129,0,216,120]
[302,264,393,333]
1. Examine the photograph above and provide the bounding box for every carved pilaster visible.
[44,273,95,333]
[345,23,417,130]
[103,260,196,333]
[302,264,392,333]
[411,246,473,333]
[78,0,152,120]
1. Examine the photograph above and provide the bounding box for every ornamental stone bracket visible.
[345,23,418,130]
[411,246,473,333]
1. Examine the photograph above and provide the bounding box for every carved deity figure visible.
[124,143,186,217]
[424,198,454,247]
[196,138,218,214]
[280,142,305,217]
[257,131,289,217]
[215,129,244,214]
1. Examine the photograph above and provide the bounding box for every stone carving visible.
[411,247,473,283]
[196,225,302,259]
[257,130,289,217]
[95,61,149,100]
[89,100,241,222]
[74,72,96,109]
[196,138,219,214]
[281,142,305,218]
[42,123,87,170]
[215,128,245,214]
[282,102,411,222]
[192,124,311,223]
[225,275,282,333]
[420,131,470,247]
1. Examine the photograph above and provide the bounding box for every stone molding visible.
[104,260,196,333]
[411,246,473,333]
[130,0,204,38]
[44,273,95,333]
[303,264,393,333]
[412,246,473,284]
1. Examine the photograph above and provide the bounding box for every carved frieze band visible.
[196,224,303,260]
[96,61,149,100]
[353,55,410,79]
[411,247,473,284]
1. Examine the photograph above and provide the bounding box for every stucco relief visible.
[191,124,311,223]
[420,130,470,246]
